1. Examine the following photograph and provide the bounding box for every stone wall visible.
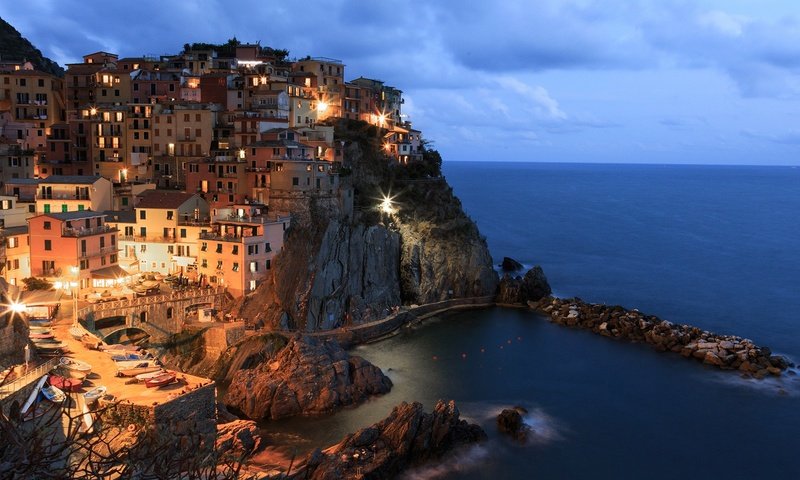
[0,314,28,369]
[152,383,217,444]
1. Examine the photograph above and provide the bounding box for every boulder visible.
[496,408,530,442]
[496,265,552,304]
[500,257,524,272]
[296,400,486,479]
[224,335,392,420]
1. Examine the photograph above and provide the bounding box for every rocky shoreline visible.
[531,296,793,378]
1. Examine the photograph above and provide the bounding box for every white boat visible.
[83,385,107,405]
[20,375,49,420]
[77,394,94,434]
[41,384,66,403]
[69,325,87,339]
[116,362,162,377]
[114,358,159,370]
[134,369,165,381]
[59,357,92,379]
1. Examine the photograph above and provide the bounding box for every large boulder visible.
[224,335,392,420]
[500,257,524,272]
[497,407,530,442]
[297,400,486,479]
[497,265,552,304]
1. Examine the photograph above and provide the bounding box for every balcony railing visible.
[78,245,118,259]
[62,225,117,237]
[37,193,90,200]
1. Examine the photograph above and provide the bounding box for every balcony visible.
[78,246,118,259]
[37,193,90,200]
[62,225,117,237]
[199,232,247,243]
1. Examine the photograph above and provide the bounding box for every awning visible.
[91,264,133,280]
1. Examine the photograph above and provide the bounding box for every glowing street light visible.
[10,302,26,313]
[89,107,97,116]
[317,100,329,113]
[380,194,396,215]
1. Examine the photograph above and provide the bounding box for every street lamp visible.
[70,266,79,326]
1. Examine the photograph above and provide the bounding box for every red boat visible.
[30,333,55,340]
[48,374,83,393]
[144,371,176,388]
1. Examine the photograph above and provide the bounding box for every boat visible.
[34,341,67,351]
[100,343,141,353]
[59,357,92,379]
[83,385,107,405]
[135,370,165,382]
[77,394,94,433]
[110,352,152,362]
[145,371,176,388]
[116,361,162,377]
[48,374,83,393]
[114,357,158,370]
[29,320,52,328]
[29,326,52,333]
[68,325,88,339]
[81,335,102,350]
[20,375,49,420]
[30,332,55,340]
[41,384,66,403]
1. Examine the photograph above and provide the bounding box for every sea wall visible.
[533,296,793,377]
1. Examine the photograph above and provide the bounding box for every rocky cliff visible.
[0,18,63,77]
[295,400,487,479]
[223,335,392,420]
[0,314,28,369]
[238,119,498,332]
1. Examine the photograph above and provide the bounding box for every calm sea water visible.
[270,162,800,479]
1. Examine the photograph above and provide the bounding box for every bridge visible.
[78,286,231,344]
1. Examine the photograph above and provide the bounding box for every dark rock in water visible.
[297,400,486,479]
[500,257,524,272]
[223,335,392,420]
[497,265,552,304]
[497,408,531,442]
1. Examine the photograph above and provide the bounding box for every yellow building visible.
[35,175,113,214]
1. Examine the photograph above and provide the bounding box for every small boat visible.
[83,386,107,405]
[30,332,55,340]
[29,320,52,328]
[29,326,52,333]
[41,384,66,403]
[117,362,161,377]
[145,371,176,388]
[78,394,94,433]
[20,375,48,419]
[114,357,158,370]
[59,357,92,379]
[48,374,83,393]
[135,370,165,382]
[100,343,141,353]
[111,352,152,362]
[34,341,67,350]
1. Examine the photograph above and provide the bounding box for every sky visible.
[2,0,799,165]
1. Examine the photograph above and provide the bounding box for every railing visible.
[62,225,117,237]
[0,357,59,401]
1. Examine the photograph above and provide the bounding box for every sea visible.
[269,162,800,479]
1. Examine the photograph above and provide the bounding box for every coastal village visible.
[0,31,794,479]
[0,38,441,477]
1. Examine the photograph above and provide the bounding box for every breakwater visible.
[532,296,793,377]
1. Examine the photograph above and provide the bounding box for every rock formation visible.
[224,335,392,420]
[534,297,793,377]
[296,400,486,479]
[497,266,552,304]
[500,257,524,272]
[496,407,531,442]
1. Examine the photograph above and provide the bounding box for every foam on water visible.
[398,444,490,480]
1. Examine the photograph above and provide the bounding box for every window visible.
[292,177,299,186]
[100,237,105,248]
[167,211,173,220]
[265,242,271,252]
[166,307,173,319]
[139,210,146,220]
[266,259,271,269]
[216,260,223,270]
[180,228,187,238]
[140,244,146,252]
[111,235,115,245]
[232,262,239,272]
[201,259,208,268]
[101,256,107,266]
[201,242,207,252]
[140,227,146,237]
[168,245,174,254]
[44,240,51,250]
[232,245,238,254]
[80,259,89,269]
[250,261,258,272]
[44,204,50,213]
[110,254,117,263]
[43,221,51,230]
[215,244,222,253]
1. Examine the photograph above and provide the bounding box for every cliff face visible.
[0,314,28,369]
[237,120,498,332]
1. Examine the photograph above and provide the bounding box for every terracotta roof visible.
[136,190,197,209]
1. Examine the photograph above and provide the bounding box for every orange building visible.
[28,211,120,295]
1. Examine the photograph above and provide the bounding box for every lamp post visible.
[70,266,79,326]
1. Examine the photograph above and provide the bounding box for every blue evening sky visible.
[2,0,799,165]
